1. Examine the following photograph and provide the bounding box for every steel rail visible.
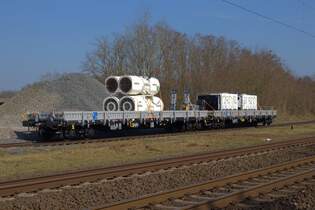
[95,156,315,210]
[0,136,314,197]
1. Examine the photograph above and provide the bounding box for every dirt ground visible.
[0,124,315,181]
[0,144,314,210]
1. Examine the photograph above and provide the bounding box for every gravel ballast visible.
[221,182,315,210]
[1,145,315,210]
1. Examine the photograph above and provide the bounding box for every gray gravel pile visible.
[1,146,314,210]
[0,73,107,127]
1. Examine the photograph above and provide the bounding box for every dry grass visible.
[0,124,315,181]
[274,114,315,124]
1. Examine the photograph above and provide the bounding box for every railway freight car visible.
[22,75,277,139]
[22,108,275,139]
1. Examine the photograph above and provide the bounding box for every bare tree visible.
[82,15,315,116]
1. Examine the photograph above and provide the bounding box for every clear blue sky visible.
[0,0,314,91]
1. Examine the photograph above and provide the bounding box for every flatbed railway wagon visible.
[22,109,277,139]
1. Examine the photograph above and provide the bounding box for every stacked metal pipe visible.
[103,75,164,112]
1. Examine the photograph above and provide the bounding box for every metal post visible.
[183,90,191,111]
[170,90,177,110]
[183,90,190,105]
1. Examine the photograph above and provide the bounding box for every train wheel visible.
[38,128,53,141]
[85,128,96,139]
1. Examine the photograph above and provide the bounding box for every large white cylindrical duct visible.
[119,76,160,95]
[119,96,138,111]
[151,95,164,111]
[119,95,164,112]
[148,77,160,96]
[105,76,120,94]
[103,96,120,111]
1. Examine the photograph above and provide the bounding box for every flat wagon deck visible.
[22,109,276,139]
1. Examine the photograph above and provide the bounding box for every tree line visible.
[83,18,315,117]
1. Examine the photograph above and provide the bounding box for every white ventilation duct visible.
[148,77,160,96]
[105,76,120,94]
[151,95,164,111]
[103,96,120,111]
[119,95,164,112]
[119,96,138,111]
[119,76,160,95]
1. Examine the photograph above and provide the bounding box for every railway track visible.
[0,120,314,149]
[94,156,315,210]
[0,136,314,198]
